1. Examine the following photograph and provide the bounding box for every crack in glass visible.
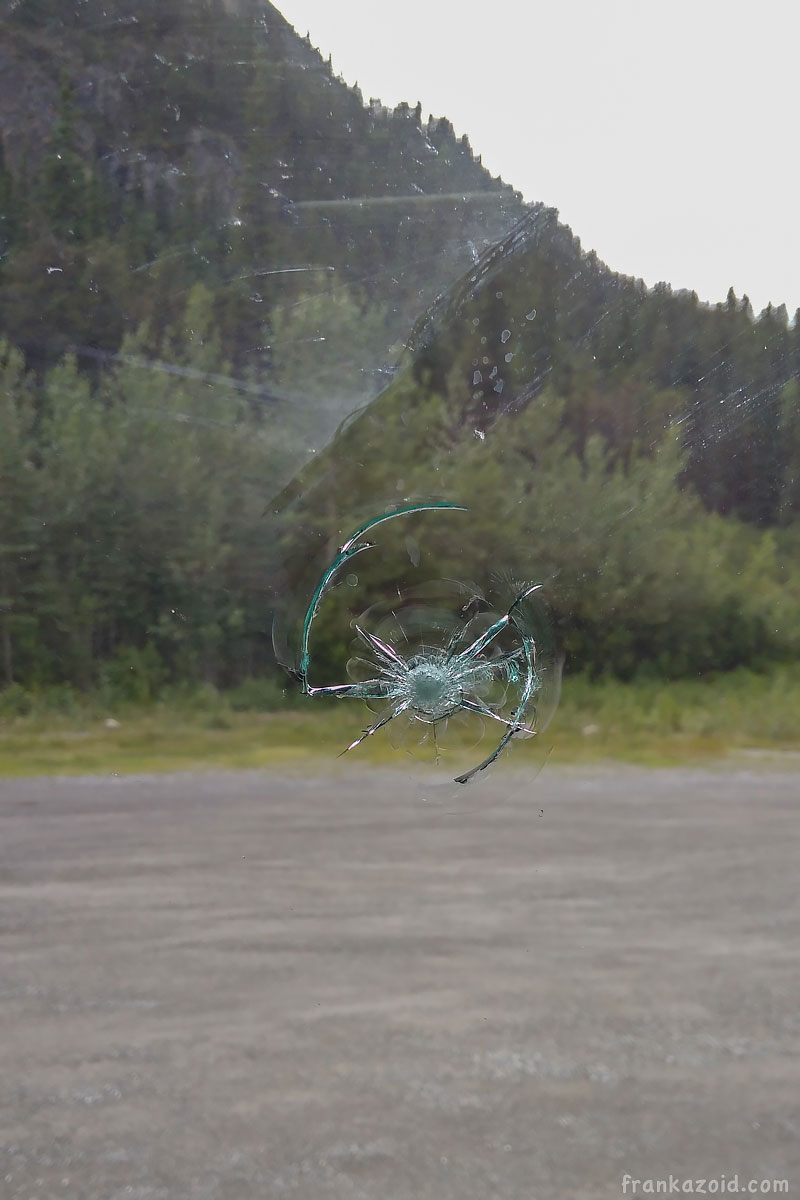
[285,504,562,784]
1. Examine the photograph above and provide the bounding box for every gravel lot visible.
[1,765,798,1200]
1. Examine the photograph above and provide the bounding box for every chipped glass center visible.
[405,658,463,720]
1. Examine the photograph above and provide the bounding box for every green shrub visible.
[0,683,32,718]
[226,676,290,712]
[101,644,167,705]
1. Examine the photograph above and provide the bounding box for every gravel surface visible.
[1,765,799,1200]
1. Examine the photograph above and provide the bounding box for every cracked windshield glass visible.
[1,1,799,1198]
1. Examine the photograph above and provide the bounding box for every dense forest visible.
[0,0,799,710]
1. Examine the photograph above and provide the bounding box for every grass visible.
[1,667,799,778]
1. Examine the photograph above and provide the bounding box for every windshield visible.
[1,4,798,1199]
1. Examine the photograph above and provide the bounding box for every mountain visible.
[0,0,526,387]
[1,0,799,697]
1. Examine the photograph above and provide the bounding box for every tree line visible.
[2,280,798,702]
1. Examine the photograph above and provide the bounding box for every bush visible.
[226,676,290,712]
[101,644,167,705]
[33,683,80,714]
[0,682,32,718]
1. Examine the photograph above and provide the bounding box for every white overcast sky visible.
[276,0,799,317]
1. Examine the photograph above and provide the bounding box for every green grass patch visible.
[1,666,799,778]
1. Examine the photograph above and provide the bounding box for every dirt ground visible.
[1,764,798,1200]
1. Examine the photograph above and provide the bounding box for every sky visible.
[276,0,799,317]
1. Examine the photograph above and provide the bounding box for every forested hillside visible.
[0,0,522,376]
[0,0,799,707]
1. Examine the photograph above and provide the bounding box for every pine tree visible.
[34,75,89,240]
[0,137,20,257]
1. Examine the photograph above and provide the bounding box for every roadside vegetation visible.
[2,666,799,778]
